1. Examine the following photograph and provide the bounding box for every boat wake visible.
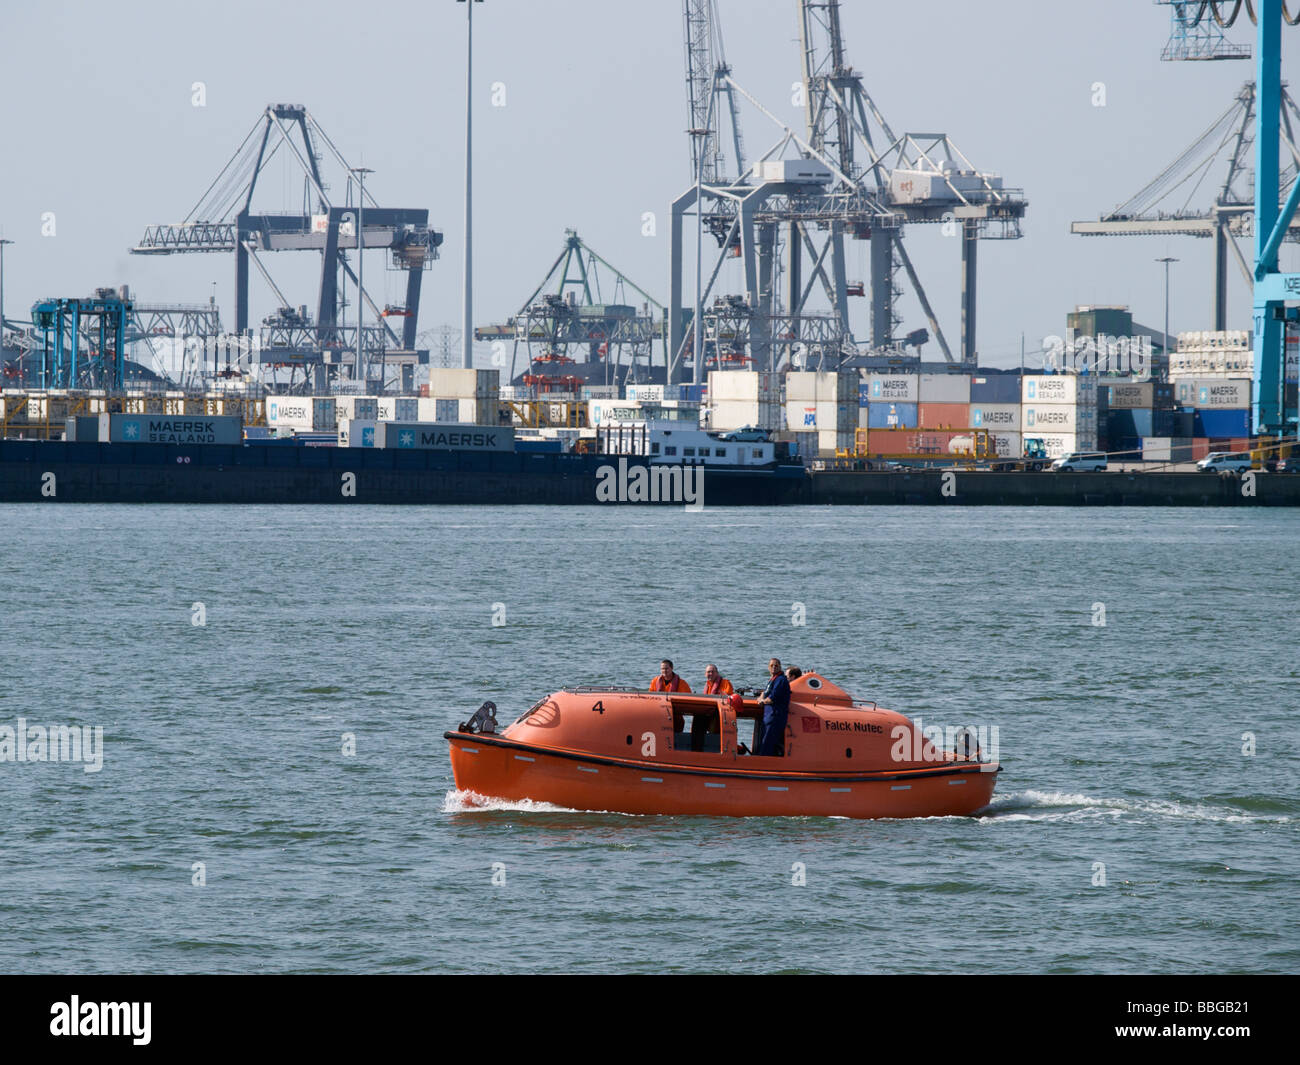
[981,789,1293,824]
[442,789,586,815]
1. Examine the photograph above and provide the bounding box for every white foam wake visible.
[980,789,1291,824]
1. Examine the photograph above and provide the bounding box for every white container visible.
[707,398,782,431]
[1030,432,1097,459]
[865,374,919,403]
[339,419,378,447]
[376,397,420,422]
[580,385,620,400]
[588,400,647,427]
[336,396,380,424]
[784,371,856,403]
[428,368,499,398]
[1022,374,1098,406]
[817,429,853,453]
[266,396,336,432]
[707,370,777,402]
[969,403,1020,430]
[989,430,1022,459]
[919,373,971,404]
[1023,405,1096,433]
[627,383,681,403]
[374,421,514,451]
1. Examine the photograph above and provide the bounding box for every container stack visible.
[784,371,856,454]
[969,374,1022,458]
[860,373,919,431]
[707,370,781,431]
[266,396,337,435]
[1101,381,1176,455]
[425,368,500,425]
[917,373,971,429]
[1021,374,1098,459]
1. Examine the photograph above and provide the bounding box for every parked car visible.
[1196,452,1254,473]
[1050,452,1108,472]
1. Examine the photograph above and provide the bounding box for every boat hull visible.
[446,732,998,819]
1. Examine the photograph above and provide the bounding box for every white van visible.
[1196,452,1253,473]
[1051,452,1108,472]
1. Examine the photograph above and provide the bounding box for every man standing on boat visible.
[702,664,733,697]
[650,659,691,693]
[756,657,791,757]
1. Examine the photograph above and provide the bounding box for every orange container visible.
[918,402,970,429]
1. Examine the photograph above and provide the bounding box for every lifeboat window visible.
[714,448,727,457]
[650,442,660,455]
[671,700,726,754]
[684,447,696,456]
[664,446,677,456]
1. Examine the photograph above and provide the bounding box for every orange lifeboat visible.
[445,673,999,819]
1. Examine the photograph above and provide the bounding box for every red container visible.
[917,402,971,429]
[1191,438,1210,461]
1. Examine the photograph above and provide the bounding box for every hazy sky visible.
[1,0,1295,369]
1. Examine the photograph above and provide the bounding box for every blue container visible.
[1193,409,1250,438]
[858,384,871,408]
[680,383,705,403]
[867,402,918,429]
[515,438,563,454]
[969,374,1021,404]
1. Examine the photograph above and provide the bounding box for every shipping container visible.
[338,419,378,447]
[865,374,919,403]
[866,402,919,429]
[707,397,782,431]
[969,403,1020,430]
[1172,377,1251,409]
[989,431,1022,459]
[707,370,778,402]
[64,415,105,441]
[1105,382,1175,410]
[918,373,971,404]
[266,396,337,432]
[108,413,242,445]
[427,368,499,398]
[374,421,515,451]
[1023,405,1097,433]
[1193,409,1251,438]
[376,397,420,422]
[785,371,856,403]
[580,385,620,400]
[1022,374,1098,405]
[968,374,1021,404]
[918,402,970,429]
[626,383,682,403]
[588,401,646,427]
[816,429,854,454]
[1031,432,1097,460]
[786,399,855,431]
[336,396,380,424]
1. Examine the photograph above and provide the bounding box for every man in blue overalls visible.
[756,657,791,757]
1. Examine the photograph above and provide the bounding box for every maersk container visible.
[918,373,971,404]
[969,403,1020,430]
[989,431,1022,459]
[1022,374,1097,406]
[108,413,242,445]
[1023,405,1096,433]
[1033,432,1096,460]
[374,421,515,451]
[336,396,379,424]
[867,402,918,429]
[338,419,378,447]
[266,396,336,431]
[376,397,420,422]
[1105,382,1174,410]
[866,374,919,403]
[1193,409,1251,438]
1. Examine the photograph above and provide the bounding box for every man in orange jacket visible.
[702,663,733,696]
[650,659,691,693]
